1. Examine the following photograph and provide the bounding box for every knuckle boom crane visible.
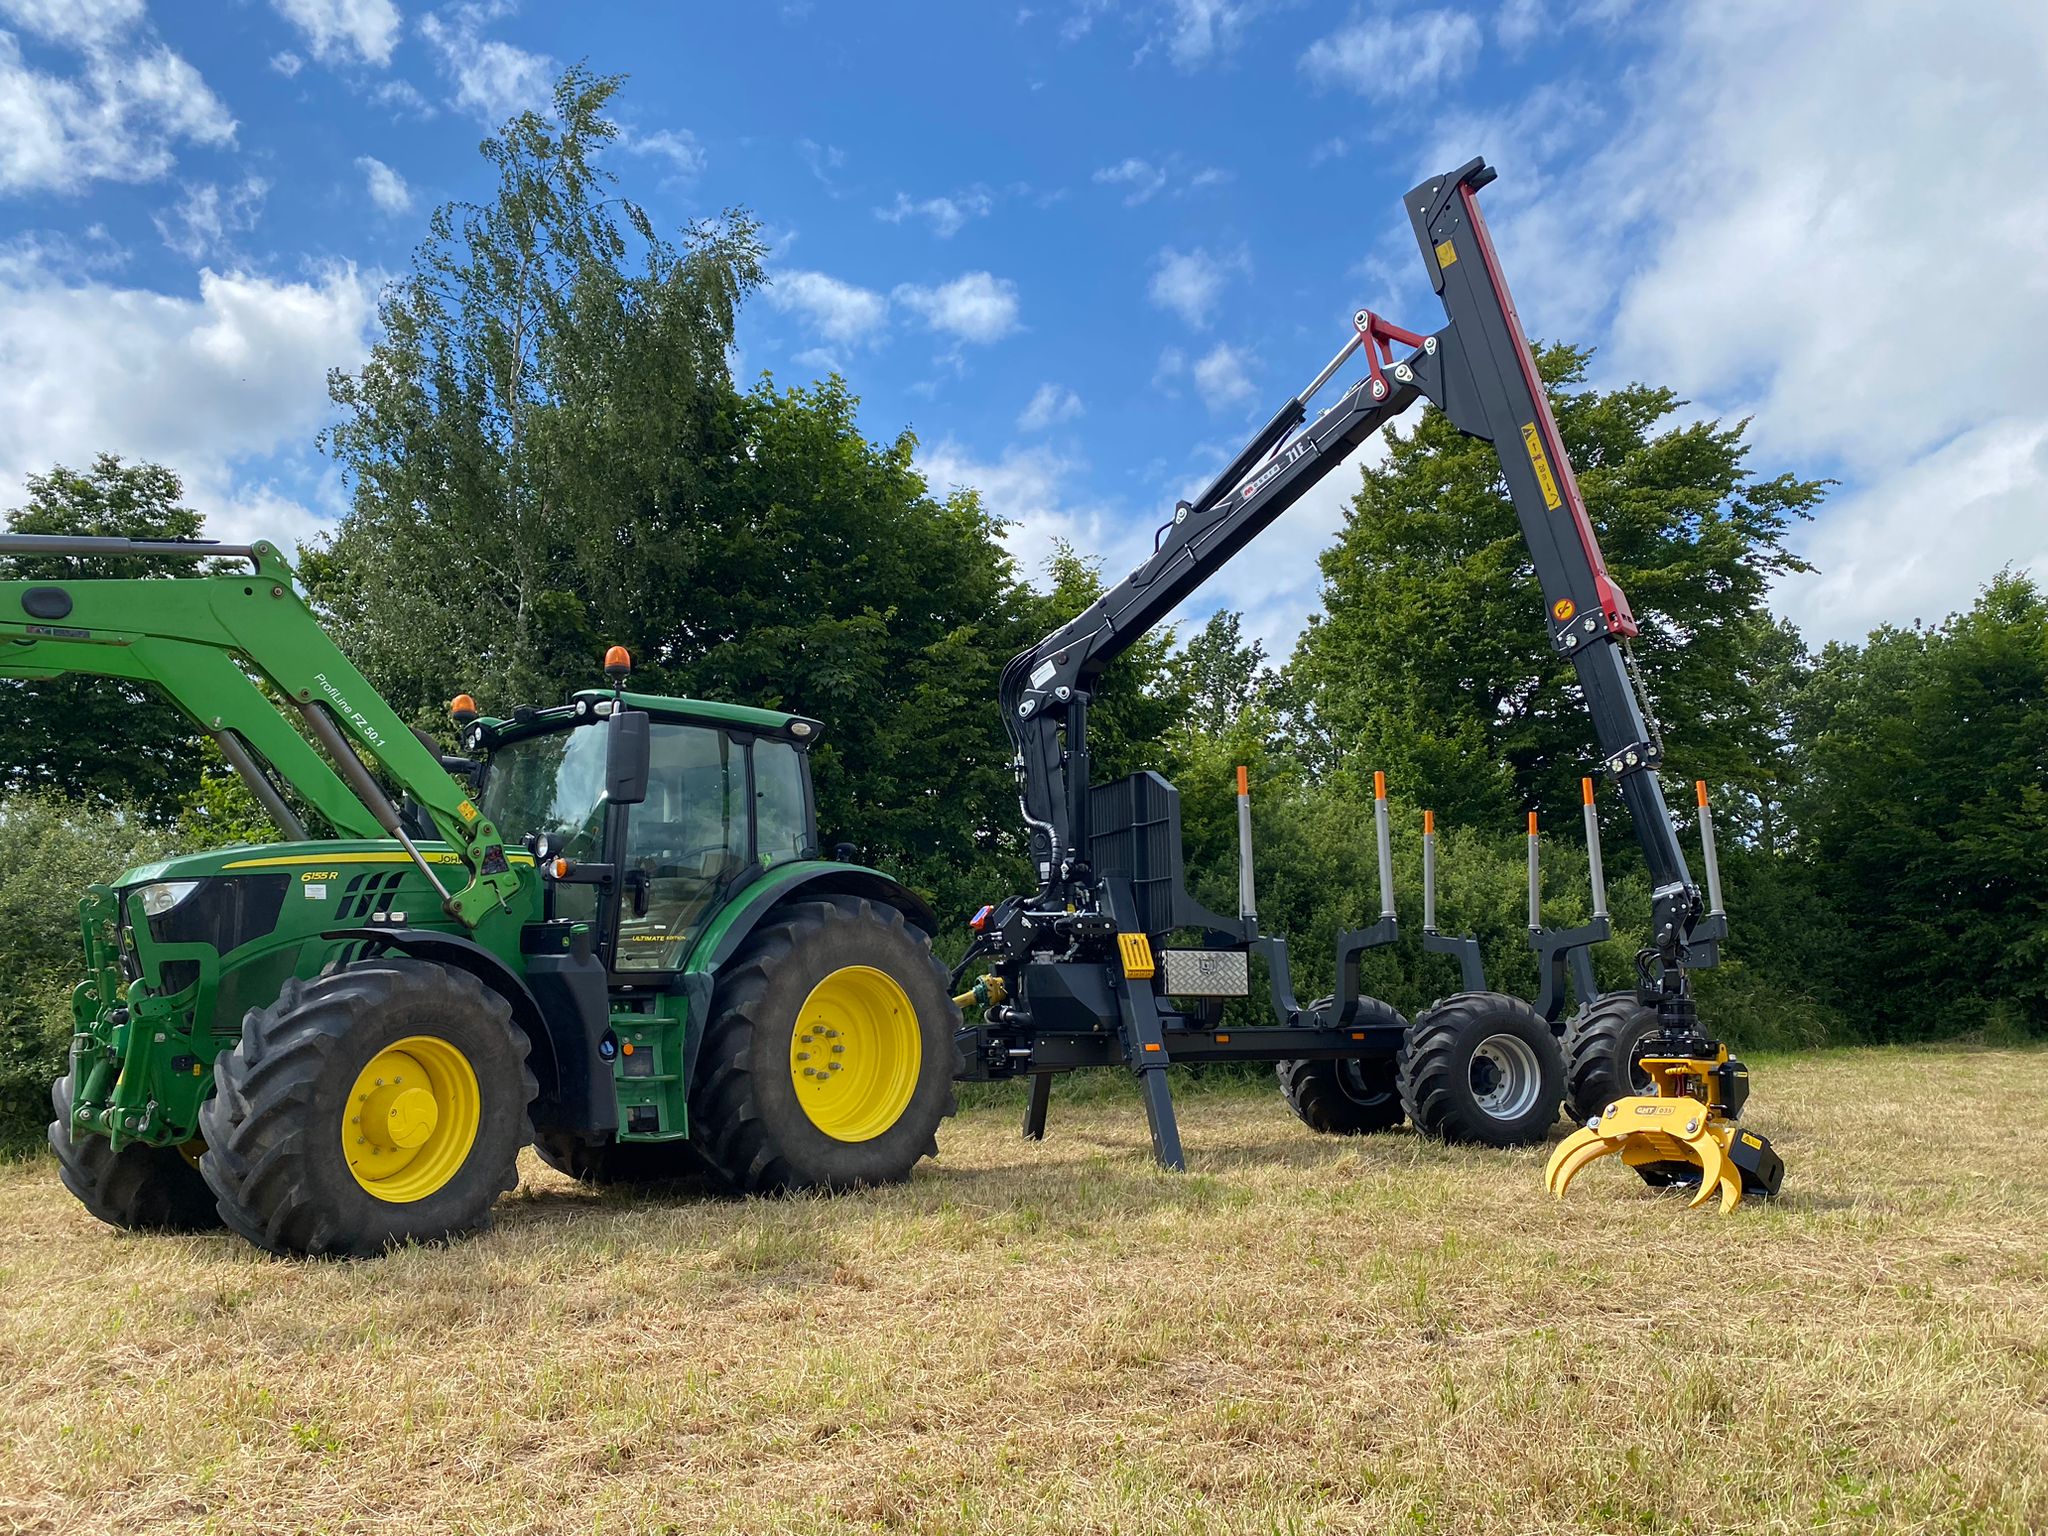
[954,157,1784,1210]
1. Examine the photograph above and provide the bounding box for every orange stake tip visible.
[1695,779,1710,808]
[1528,811,1539,835]
[1581,776,1595,806]
[1235,765,1249,797]
[1373,769,1387,800]
[1423,809,1435,835]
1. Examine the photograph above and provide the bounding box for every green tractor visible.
[4,534,960,1257]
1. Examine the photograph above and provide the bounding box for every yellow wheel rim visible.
[342,1035,481,1202]
[788,965,921,1142]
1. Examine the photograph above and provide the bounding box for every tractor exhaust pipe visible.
[1236,765,1256,926]
[0,533,260,564]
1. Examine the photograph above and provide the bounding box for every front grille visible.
[145,875,290,993]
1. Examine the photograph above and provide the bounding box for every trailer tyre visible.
[1560,991,1660,1125]
[533,1129,704,1186]
[1277,996,1409,1134]
[47,1075,221,1232]
[199,959,535,1258]
[690,897,958,1194]
[1399,991,1563,1147]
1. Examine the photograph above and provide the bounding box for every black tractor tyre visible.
[1398,991,1564,1148]
[689,897,959,1195]
[1560,990,1662,1126]
[533,1129,705,1186]
[199,959,536,1258]
[1277,996,1410,1134]
[47,1075,221,1233]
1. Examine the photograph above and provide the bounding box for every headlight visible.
[137,881,201,918]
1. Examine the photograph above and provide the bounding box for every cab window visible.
[616,724,749,972]
[754,739,812,867]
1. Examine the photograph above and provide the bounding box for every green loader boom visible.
[2,534,960,1257]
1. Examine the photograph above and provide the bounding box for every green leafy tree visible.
[0,455,219,817]
[1288,345,1826,836]
[312,65,764,716]
[1787,572,2048,1038]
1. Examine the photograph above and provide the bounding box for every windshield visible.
[476,725,609,860]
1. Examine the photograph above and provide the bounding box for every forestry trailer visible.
[8,157,1777,1260]
[949,157,1784,1212]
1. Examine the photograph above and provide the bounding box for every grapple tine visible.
[1683,1128,1726,1211]
[1717,1161,1744,1214]
[1543,1126,1602,1194]
[1546,1133,1619,1199]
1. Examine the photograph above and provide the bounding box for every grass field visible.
[2,1045,2044,1536]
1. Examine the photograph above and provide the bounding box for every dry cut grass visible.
[1,1044,2045,1536]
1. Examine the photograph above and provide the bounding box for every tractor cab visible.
[463,688,824,976]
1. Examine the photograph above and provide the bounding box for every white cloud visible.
[1160,0,1258,67]
[154,176,270,261]
[763,269,889,345]
[355,155,412,214]
[1191,342,1255,413]
[1299,10,1483,98]
[0,0,143,47]
[893,272,1021,344]
[1496,0,1544,50]
[0,251,378,551]
[419,2,554,123]
[270,0,401,68]
[0,30,235,195]
[1018,383,1084,432]
[370,77,435,118]
[621,126,705,179]
[270,49,305,76]
[918,438,1152,595]
[1093,156,1168,206]
[1148,246,1248,330]
[875,188,993,238]
[1454,0,2048,643]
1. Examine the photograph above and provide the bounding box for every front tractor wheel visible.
[689,898,959,1195]
[1398,992,1564,1148]
[48,1075,221,1233]
[198,959,536,1258]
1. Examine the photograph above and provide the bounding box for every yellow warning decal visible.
[1742,1133,1763,1149]
[1552,598,1576,622]
[1117,932,1157,980]
[1521,422,1562,510]
[458,799,479,822]
[1434,239,1457,269]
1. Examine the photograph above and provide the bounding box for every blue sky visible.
[2,0,2043,657]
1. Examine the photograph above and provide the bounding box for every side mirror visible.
[605,708,650,806]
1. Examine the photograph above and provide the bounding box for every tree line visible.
[2,69,2041,1145]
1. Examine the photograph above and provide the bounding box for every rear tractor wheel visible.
[199,959,536,1258]
[1398,991,1564,1147]
[48,1075,221,1233]
[1277,996,1409,1134]
[689,897,959,1195]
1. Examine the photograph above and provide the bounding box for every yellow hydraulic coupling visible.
[1544,1041,1784,1212]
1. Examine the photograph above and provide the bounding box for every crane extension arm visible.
[1002,157,1706,988]
[0,535,523,927]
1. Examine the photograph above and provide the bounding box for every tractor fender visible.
[685,861,938,979]
[321,926,561,1108]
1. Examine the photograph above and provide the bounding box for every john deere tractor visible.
[4,534,959,1256]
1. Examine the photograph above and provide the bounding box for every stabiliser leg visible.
[1022,1071,1054,1141]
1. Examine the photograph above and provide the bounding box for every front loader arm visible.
[1000,156,1706,988]
[0,536,522,927]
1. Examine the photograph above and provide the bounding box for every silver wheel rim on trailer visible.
[1469,1032,1542,1120]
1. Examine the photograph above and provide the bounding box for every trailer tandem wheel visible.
[1399,991,1564,1147]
